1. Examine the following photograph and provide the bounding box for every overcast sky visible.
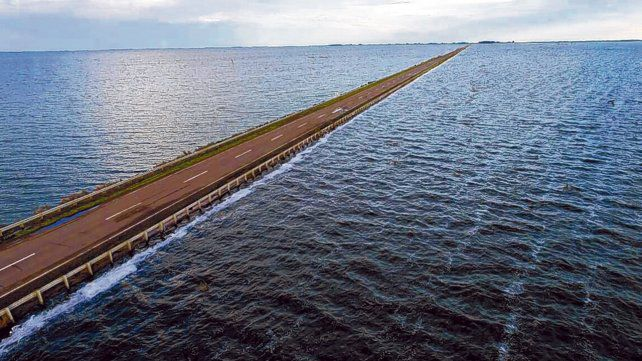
[1,0,640,51]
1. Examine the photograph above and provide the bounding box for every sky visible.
[0,0,640,51]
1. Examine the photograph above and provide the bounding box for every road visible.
[0,47,465,307]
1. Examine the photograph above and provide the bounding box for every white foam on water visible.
[497,314,518,361]
[530,238,545,264]
[497,342,509,361]
[497,282,523,360]
[0,122,348,355]
[0,210,202,356]
[497,314,519,361]
[503,281,524,296]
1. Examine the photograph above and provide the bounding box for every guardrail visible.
[0,46,467,329]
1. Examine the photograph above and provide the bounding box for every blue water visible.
[0,42,641,360]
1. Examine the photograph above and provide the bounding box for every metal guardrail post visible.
[34,290,44,305]
[3,308,14,323]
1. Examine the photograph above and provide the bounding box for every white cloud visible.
[1,0,640,46]
[1,0,177,19]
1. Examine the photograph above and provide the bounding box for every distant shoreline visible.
[0,39,639,54]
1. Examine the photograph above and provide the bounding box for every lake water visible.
[0,42,640,360]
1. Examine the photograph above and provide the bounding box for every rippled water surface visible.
[1,42,641,360]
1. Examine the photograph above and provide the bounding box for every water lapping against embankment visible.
[0,127,337,357]
[1,42,641,360]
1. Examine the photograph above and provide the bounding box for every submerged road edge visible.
[0,46,467,332]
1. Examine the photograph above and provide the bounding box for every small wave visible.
[478,222,528,236]
[498,342,509,361]
[503,281,524,296]
[498,301,520,360]
[592,227,634,244]
[534,199,585,213]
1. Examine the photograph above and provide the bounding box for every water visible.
[0,42,641,360]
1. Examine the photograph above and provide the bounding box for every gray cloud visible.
[0,0,640,51]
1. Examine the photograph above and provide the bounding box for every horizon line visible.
[1,38,640,54]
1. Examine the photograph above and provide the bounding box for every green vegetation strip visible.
[8,48,462,241]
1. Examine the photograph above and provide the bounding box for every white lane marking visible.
[235,149,252,159]
[297,122,308,128]
[318,114,326,119]
[105,202,142,221]
[0,253,36,272]
[332,108,343,114]
[271,134,283,141]
[183,170,208,183]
